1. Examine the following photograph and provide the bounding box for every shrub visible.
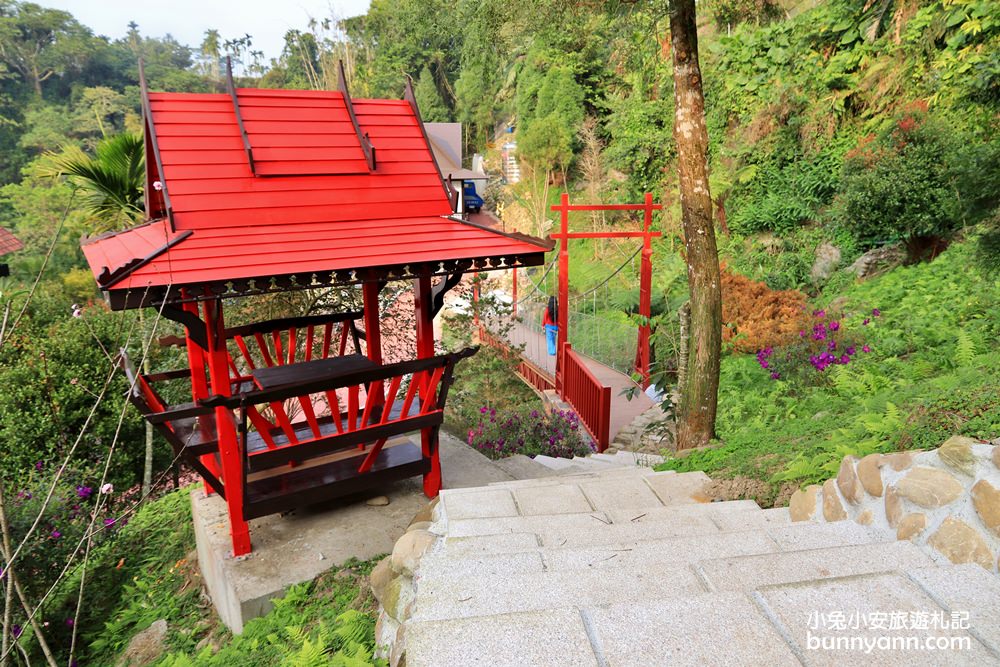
[755,307,879,384]
[721,269,809,353]
[836,111,999,261]
[467,407,594,460]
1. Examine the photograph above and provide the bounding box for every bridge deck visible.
[501,320,654,442]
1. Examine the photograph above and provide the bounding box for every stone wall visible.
[371,498,440,666]
[789,436,1000,574]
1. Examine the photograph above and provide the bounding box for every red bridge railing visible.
[560,343,611,451]
[478,325,556,393]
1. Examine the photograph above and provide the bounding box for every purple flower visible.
[65,618,74,628]
[479,406,488,414]
[12,625,21,639]
[829,321,840,331]
[103,518,116,527]
[760,360,769,369]
[863,318,870,326]
[76,485,92,499]
[840,354,850,364]
[862,344,871,353]
[530,410,539,418]
[51,530,61,539]
[813,309,826,318]
[35,461,43,471]
[872,308,881,317]
[828,340,837,351]
[770,372,781,380]
[845,346,856,355]
[799,330,806,338]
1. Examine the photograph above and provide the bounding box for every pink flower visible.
[862,345,871,353]
[100,483,113,494]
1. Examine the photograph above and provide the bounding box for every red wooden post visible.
[556,192,569,396]
[181,296,221,495]
[414,275,440,497]
[201,298,251,557]
[636,192,654,389]
[362,281,383,365]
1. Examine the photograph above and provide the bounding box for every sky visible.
[42,0,372,61]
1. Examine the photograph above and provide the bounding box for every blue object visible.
[463,181,484,213]
[545,324,558,356]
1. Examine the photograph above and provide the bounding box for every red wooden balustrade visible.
[560,343,611,451]
[478,325,556,393]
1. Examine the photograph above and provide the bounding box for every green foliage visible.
[707,0,783,32]
[834,112,996,256]
[656,240,1000,492]
[46,132,145,231]
[0,286,153,489]
[413,66,449,123]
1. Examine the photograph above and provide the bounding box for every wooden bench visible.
[202,346,477,519]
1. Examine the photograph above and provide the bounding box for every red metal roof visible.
[81,87,549,308]
[0,228,23,257]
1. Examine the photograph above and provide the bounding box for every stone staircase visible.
[373,465,1000,666]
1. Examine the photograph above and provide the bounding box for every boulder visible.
[896,513,926,541]
[822,479,847,521]
[789,485,821,522]
[884,486,903,528]
[927,517,995,570]
[836,457,863,505]
[938,436,978,475]
[116,619,167,667]
[856,454,884,497]
[811,242,842,281]
[971,480,1000,538]
[846,243,905,278]
[390,529,436,577]
[894,467,963,508]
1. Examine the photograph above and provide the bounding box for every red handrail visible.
[560,343,611,451]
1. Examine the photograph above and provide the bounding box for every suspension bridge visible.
[480,195,661,450]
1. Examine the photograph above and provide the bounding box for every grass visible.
[655,240,1000,502]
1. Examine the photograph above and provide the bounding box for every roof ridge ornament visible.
[337,60,376,171]
[226,56,257,175]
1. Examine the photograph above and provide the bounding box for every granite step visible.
[531,454,577,470]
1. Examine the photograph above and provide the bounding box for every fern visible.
[954,329,977,367]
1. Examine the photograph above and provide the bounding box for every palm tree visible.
[47,133,145,233]
[47,133,156,495]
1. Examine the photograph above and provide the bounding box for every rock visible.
[811,242,842,281]
[938,436,978,475]
[822,479,847,521]
[846,243,905,278]
[407,521,432,533]
[856,509,873,526]
[992,444,1000,470]
[117,619,167,667]
[408,497,439,527]
[971,480,1000,538]
[884,486,903,528]
[896,513,926,541]
[370,557,396,605]
[390,529,436,577]
[856,454,884,497]
[789,485,821,522]
[885,451,915,472]
[380,576,404,622]
[836,457,863,505]
[927,517,995,570]
[894,467,963,508]
[366,495,390,507]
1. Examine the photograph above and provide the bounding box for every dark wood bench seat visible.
[244,439,428,519]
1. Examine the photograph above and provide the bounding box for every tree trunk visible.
[670,0,722,450]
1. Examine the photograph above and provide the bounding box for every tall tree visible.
[413,65,449,122]
[0,1,80,97]
[670,0,722,450]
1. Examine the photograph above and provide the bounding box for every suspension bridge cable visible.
[568,245,643,305]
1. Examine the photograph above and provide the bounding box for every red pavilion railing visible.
[560,343,611,451]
